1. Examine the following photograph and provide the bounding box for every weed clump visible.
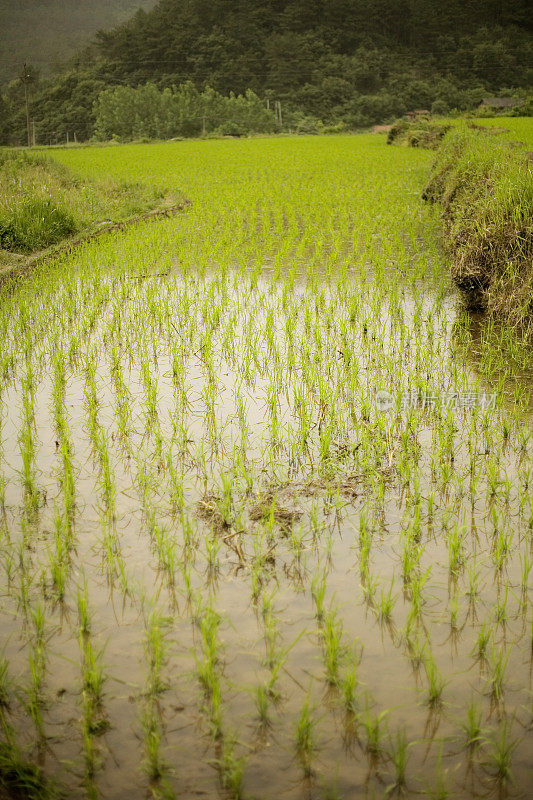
[422,125,533,335]
[0,198,77,252]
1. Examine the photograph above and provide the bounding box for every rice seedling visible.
[474,623,491,660]
[485,718,520,784]
[320,606,344,685]
[424,744,450,800]
[140,702,166,783]
[424,653,445,707]
[494,586,510,625]
[377,575,397,622]
[447,524,465,576]
[387,726,410,791]
[295,696,317,776]
[144,610,171,697]
[362,704,389,756]
[254,682,270,726]
[487,646,511,700]
[465,559,482,599]
[77,579,91,635]
[340,650,360,716]
[80,635,106,705]
[460,697,484,751]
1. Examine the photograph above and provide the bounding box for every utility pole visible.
[21,63,31,147]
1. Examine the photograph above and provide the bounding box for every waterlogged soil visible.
[0,136,531,800]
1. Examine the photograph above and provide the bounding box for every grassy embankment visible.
[0,150,183,276]
[386,118,451,149]
[388,118,533,338]
[423,124,532,337]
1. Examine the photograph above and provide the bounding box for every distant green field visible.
[437,115,533,148]
[467,116,533,146]
[0,134,531,800]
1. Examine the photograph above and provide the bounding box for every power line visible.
[0,49,532,67]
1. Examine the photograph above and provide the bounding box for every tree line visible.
[1,0,531,144]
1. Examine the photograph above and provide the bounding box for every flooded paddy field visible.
[0,135,531,799]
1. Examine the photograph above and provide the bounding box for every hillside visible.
[1,0,532,144]
[0,1,157,87]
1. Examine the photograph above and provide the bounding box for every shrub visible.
[387,118,451,149]
[431,99,450,116]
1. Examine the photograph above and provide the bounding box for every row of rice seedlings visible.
[258,588,293,705]
[77,580,109,798]
[140,609,175,798]
[25,600,47,740]
[18,353,40,514]
[81,349,136,596]
[192,596,248,798]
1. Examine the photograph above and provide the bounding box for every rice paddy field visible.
[435,117,533,148]
[0,132,532,799]
[463,117,533,147]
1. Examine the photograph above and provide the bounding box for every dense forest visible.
[2,0,532,144]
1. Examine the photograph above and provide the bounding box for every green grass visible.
[0,198,77,253]
[428,116,533,148]
[0,149,171,260]
[457,116,533,148]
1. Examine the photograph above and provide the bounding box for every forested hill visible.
[0,1,157,85]
[96,0,532,93]
[2,0,532,144]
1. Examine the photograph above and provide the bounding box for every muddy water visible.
[0,250,531,800]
